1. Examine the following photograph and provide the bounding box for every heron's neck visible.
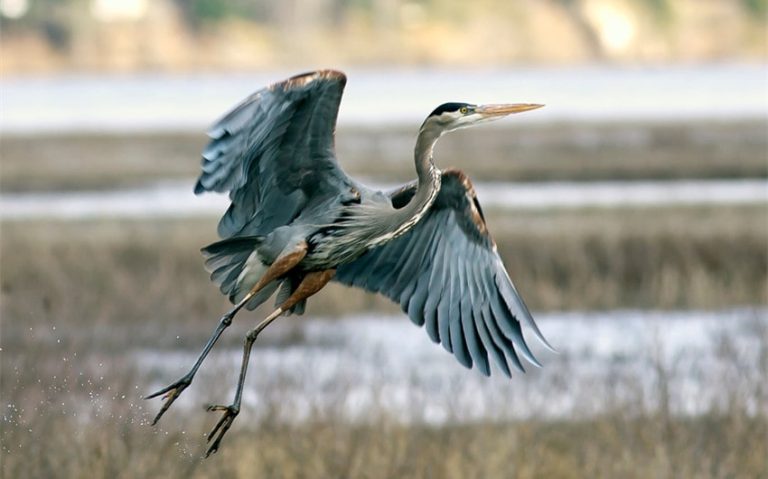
[387,125,442,233]
[354,126,442,250]
[414,126,441,187]
[335,124,444,255]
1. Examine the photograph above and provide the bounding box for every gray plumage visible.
[335,171,552,376]
[146,71,552,455]
[194,69,552,376]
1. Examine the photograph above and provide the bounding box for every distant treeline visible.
[1,0,766,73]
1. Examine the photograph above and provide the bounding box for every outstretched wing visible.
[335,169,553,377]
[195,70,356,238]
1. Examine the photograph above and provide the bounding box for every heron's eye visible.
[459,106,468,114]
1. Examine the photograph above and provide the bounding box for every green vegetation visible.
[743,0,768,16]
[639,0,673,23]
[174,0,271,27]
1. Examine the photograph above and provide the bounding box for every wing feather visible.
[458,268,485,372]
[449,261,471,368]
[438,251,455,353]
[480,304,513,377]
[459,255,490,375]
[396,217,440,304]
[336,169,550,376]
[407,267,433,327]
[194,70,356,238]
[423,232,448,343]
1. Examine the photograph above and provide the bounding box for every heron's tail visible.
[201,236,279,310]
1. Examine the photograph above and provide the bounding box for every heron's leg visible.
[204,269,335,457]
[145,242,308,425]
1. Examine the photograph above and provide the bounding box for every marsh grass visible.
[1,206,764,339]
[2,120,766,191]
[1,309,766,479]
[0,120,768,479]
[1,199,767,477]
[6,414,768,479]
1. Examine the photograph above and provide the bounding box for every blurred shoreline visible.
[2,65,766,134]
[2,179,766,221]
[1,0,765,75]
[3,118,766,192]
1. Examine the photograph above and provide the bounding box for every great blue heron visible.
[146,69,552,456]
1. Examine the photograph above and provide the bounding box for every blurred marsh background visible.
[1,1,767,478]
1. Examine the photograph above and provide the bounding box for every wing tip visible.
[207,124,227,139]
[496,361,513,379]
[456,357,473,371]
[527,321,556,353]
[318,69,347,84]
[281,69,347,90]
[540,336,557,353]
[496,270,556,354]
[524,351,543,369]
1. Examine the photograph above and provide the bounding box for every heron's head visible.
[422,102,544,135]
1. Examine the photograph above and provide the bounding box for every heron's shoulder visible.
[440,168,478,196]
[438,168,491,239]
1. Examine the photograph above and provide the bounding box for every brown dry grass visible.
[341,119,768,184]
[1,206,764,341]
[496,206,768,310]
[1,302,766,479]
[2,120,765,192]
[4,406,766,479]
[2,206,767,478]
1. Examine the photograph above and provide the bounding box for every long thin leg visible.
[204,269,336,457]
[203,307,283,457]
[144,294,253,424]
[145,242,308,425]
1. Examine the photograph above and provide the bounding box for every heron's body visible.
[148,69,551,455]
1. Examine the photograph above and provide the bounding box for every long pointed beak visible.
[476,103,545,117]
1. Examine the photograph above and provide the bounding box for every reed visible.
[2,205,766,478]
[1,206,764,338]
[1,307,765,479]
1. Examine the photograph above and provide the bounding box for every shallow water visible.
[138,309,767,425]
[1,179,765,221]
[2,64,765,133]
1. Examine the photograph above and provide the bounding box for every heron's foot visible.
[204,403,240,457]
[145,375,193,425]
